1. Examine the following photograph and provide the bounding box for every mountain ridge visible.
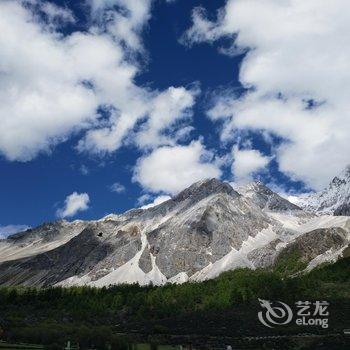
[297,165,350,215]
[0,170,349,287]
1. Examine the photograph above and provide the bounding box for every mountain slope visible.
[236,181,301,211]
[0,178,349,287]
[0,220,87,263]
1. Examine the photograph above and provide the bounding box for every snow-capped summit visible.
[298,165,350,215]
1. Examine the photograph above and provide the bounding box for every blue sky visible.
[0,0,349,234]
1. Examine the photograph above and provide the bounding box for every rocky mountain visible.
[0,177,349,288]
[236,181,301,211]
[297,165,350,215]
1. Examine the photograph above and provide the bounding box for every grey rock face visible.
[138,246,152,273]
[0,221,143,286]
[236,181,301,211]
[334,203,350,216]
[0,220,88,263]
[0,227,112,286]
[248,227,349,271]
[146,193,272,278]
[173,178,239,203]
[6,220,88,246]
[247,238,283,268]
[275,227,348,266]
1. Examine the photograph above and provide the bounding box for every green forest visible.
[0,257,349,349]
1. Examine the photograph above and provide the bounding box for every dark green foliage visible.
[274,248,308,276]
[0,257,349,347]
[306,256,350,283]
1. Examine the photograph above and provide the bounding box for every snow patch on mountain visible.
[168,272,189,284]
[305,245,349,272]
[298,215,350,236]
[60,231,167,287]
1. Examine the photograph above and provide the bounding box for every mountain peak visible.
[240,180,271,193]
[299,164,350,215]
[173,178,239,203]
[329,165,350,188]
[236,181,301,211]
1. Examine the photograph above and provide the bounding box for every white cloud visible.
[232,147,270,183]
[137,193,152,205]
[56,192,90,218]
[80,165,89,176]
[90,0,152,51]
[133,141,222,194]
[135,86,198,149]
[184,0,350,190]
[0,1,99,161]
[0,224,30,239]
[39,1,75,25]
[181,7,223,45]
[110,182,126,193]
[23,0,76,26]
[140,195,171,209]
[0,1,197,162]
[78,85,198,154]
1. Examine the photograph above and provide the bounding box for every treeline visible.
[0,257,349,348]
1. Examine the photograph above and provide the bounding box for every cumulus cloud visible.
[0,0,197,162]
[0,224,30,239]
[133,141,222,194]
[38,1,75,25]
[0,1,97,160]
[184,0,350,190]
[135,86,198,149]
[140,195,172,209]
[90,0,152,51]
[56,192,90,218]
[110,182,126,193]
[79,85,199,154]
[232,147,270,183]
